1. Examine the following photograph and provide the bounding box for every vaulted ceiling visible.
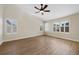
[17,4,79,21]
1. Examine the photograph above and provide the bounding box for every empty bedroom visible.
[0,4,79,55]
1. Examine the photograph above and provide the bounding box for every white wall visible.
[0,5,3,45]
[46,13,79,42]
[3,5,43,42]
[1,4,79,43]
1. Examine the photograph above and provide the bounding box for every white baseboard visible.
[3,33,43,43]
[47,34,79,42]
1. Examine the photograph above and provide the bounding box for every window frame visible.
[53,21,69,33]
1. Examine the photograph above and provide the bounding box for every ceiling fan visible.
[34,4,50,15]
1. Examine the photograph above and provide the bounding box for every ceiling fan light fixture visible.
[34,4,50,15]
[40,11,44,15]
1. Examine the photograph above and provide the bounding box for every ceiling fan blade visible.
[43,5,48,10]
[35,11,40,13]
[34,6,40,10]
[44,10,50,12]
[40,4,43,9]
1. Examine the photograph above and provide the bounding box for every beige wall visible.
[3,5,43,42]
[46,13,79,42]
[1,4,79,43]
[0,5,3,44]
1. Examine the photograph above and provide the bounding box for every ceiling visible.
[17,4,79,21]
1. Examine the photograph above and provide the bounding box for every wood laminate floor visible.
[0,35,79,55]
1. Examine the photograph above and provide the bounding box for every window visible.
[53,21,69,32]
[53,24,56,32]
[61,23,64,32]
[45,23,49,31]
[6,19,17,34]
[57,23,60,32]
[65,22,69,32]
[53,23,60,32]
[6,19,12,33]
